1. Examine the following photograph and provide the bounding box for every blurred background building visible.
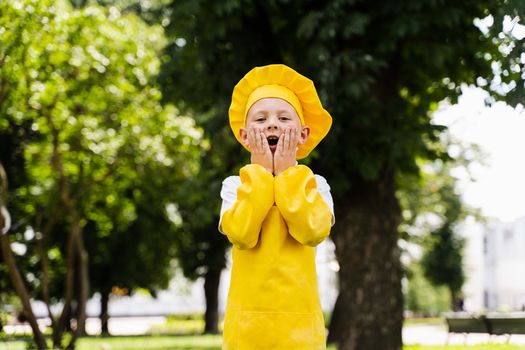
[483,216,525,311]
[462,215,525,313]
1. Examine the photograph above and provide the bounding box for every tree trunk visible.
[326,288,343,344]
[54,216,80,348]
[451,289,456,312]
[75,225,89,336]
[100,289,110,335]
[203,267,221,334]
[0,233,48,349]
[451,289,463,312]
[67,216,89,349]
[0,163,48,350]
[35,212,61,335]
[328,170,403,350]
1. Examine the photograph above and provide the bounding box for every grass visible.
[1,317,523,349]
[77,335,222,350]
[2,335,525,350]
[0,338,28,350]
[404,317,446,327]
[0,335,334,350]
[405,346,525,350]
[0,334,514,350]
[149,319,205,335]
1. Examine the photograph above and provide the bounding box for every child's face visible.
[240,98,310,153]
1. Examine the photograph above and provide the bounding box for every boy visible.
[219,64,335,349]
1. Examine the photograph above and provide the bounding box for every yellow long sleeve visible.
[221,164,274,249]
[274,165,332,246]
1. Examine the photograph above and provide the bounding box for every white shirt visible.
[219,173,335,233]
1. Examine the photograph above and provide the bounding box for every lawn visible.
[78,335,222,350]
[3,335,224,350]
[406,346,525,350]
[2,335,525,350]
[2,317,524,350]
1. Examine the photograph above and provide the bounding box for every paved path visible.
[403,324,525,346]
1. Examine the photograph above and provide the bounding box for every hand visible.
[273,128,298,176]
[246,127,273,173]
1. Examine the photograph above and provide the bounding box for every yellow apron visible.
[221,164,332,350]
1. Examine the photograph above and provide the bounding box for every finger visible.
[252,128,259,152]
[290,128,297,151]
[252,128,258,151]
[256,129,262,152]
[258,129,265,153]
[261,132,270,152]
[277,129,285,155]
[249,128,257,151]
[283,128,290,154]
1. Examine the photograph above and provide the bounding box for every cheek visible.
[247,123,265,131]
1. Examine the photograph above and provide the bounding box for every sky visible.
[433,86,525,223]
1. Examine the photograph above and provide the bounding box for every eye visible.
[279,116,290,121]
[255,116,266,122]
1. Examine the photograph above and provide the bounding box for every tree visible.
[404,262,452,316]
[398,137,484,312]
[160,1,525,349]
[85,182,195,334]
[63,0,234,334]
[418,167,468,312]
[0,1,203,348]
[398,166,465,314]
[422,224,465,311]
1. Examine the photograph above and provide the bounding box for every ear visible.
[239,128,250,148]
[298,125,310,145]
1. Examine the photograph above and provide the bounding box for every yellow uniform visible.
[220,164,333,350]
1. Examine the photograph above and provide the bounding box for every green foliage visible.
[0,0,204,319]
[405,262,452,316]
[417,167,468,301]
[398,156,469,315]
[0,293,21,324]
[69,0,174,25]
[398,144,479,309]
[422,224,465,294]
[484,1,525,106]
[158,0,523,287]
[161,0,524,195]
[158,0,525,343]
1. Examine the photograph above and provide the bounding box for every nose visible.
[267,116,278,130]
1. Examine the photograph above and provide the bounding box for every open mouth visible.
[267,136,279,146]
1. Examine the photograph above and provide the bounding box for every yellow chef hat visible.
[229,64,332,159]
